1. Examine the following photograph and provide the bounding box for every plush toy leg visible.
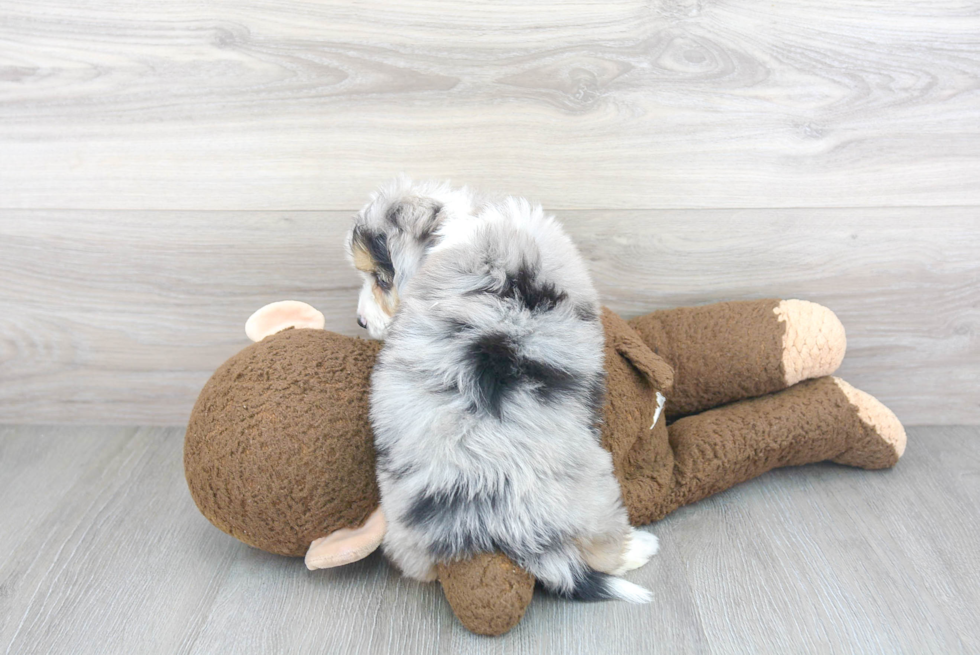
[651,376,905,519]
[626,299,846,418]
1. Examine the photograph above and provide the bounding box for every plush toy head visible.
[184,304,384,559]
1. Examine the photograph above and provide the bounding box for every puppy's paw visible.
[613,529,659,575]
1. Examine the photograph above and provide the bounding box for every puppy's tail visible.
[524,550,652,603]
[563,569,653,603]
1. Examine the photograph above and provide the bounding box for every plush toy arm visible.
[627,299,846,418]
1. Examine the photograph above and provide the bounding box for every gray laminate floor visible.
[1,425,978,654]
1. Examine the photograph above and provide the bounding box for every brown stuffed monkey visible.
[184,299,905,636]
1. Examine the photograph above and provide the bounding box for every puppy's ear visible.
[385,197,445,243]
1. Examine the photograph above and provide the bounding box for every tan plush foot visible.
[775,300,847,386]
[831,377,907,468]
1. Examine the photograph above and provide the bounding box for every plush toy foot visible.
[612,529,660,575]
[830,377,907,468]
[437,553,535,636]
[776,300,847,386]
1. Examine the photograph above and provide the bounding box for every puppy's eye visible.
[375,275,392,292]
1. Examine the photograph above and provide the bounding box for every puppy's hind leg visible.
[612,528,659,575]
[578,527,659,576]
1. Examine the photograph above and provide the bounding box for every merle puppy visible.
[346,178,658,602]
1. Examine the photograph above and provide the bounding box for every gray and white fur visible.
[346,177,658,602]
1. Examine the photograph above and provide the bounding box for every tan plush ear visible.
[305,507,387,570]
[245,301,325,342]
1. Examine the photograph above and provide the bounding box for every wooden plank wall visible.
[1,0,978,425]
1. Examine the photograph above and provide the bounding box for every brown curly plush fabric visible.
[184,328,382,556]
[437,553,535,636]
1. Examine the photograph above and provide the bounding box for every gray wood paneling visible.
[1,425,977,653]
[1,209,977,425]
[0,0,978,210]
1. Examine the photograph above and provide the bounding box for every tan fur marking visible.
[373,283,399,317]
[775,300,847,386]
[351,243,376,273]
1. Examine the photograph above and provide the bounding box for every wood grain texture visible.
[1,425,977,654]
[1,209,977,425]
[1,0,978,210]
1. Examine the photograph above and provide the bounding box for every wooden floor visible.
[1,425,977,654]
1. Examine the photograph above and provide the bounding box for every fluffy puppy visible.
[346,178,658,602]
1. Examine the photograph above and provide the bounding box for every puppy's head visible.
[346,179,450,339]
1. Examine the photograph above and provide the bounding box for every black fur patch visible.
[466,332,523,418]
[469,262,567,313]
[353,226,395,286]
[427,531,492,559]
[404,480,573,561]
[404,481,509,558]
[503,263,567,312]
[465,332,592,417]
[566,569,617,602]
[404,485,464,528]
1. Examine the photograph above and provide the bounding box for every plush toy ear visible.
[612,324,675,397]
[305,507,387,570]
[245,300,326,342]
